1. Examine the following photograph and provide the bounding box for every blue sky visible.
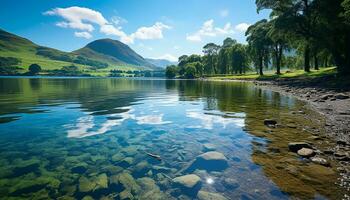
[0,0,269,61]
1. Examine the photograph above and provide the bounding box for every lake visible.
[0,77,346,200]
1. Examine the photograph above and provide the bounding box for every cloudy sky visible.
[0,0,269,61]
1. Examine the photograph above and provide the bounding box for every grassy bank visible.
[208,67,337,81]
[208,67,350,90]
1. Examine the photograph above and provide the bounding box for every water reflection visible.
[0,77,345,199]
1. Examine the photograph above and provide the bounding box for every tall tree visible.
[246,19,271,75]
[203,43,220,74]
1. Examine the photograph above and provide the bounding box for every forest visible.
[166,0,350,78]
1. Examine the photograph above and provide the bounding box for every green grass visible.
[208,67,337,81]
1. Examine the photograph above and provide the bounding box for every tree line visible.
[166,0,350,78]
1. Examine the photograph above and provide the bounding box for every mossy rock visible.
[197,190,228,200]
[110,172,140,194]
[111,153,125,162]
[79,176,96,193]
[119,189,134,200]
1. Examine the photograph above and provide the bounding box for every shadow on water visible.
[0,78,346,199]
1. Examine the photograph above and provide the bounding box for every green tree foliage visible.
[165,65,177,78]
[28,64,41,75]
[246,20,271,75]
[255,0,350,75]
[0,56,21,67]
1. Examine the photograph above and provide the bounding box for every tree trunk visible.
[314,55,319,70]
[304,45,311,72]
[259,56,264,76]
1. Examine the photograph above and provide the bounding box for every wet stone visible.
[223,178,239,190]
[203,143,216,151]
[288,142,312,153]
[186,151,228,172]
[297,148,315,158]
[264,119,277,127]
[173,174,201,189]
[311,157,330,167]
[197,190,228,200]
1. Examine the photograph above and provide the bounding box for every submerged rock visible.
[173,174,202,195]
[311,157,330,167]
[297,148,315,158]
[197,190,228,200]
[335,93,349,100]
[203,143,216,151]
[110,172,140,194]
[264,119,277,127]
[288,142,312,153]
[186,151,228,172]
[78,173,108,193]
[137,177,169,199]
[223,178,239,190]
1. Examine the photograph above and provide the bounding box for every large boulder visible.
[186,151,228,172]
[288,142,312,153]
[197,190,228,200]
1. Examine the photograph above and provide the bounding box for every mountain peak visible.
[75,38,155,68]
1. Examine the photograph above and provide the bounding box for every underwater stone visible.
[311,157,330,167]
[119,189,134,200]
[288,142,312,152]
[223,178,239,190]
[111,172,140,194]
[119,157,134,168]
[112,153,125,162]
[95,173,108,189]
[203,143,216,151]
[264,119,277,127]
[197,190,228,200]
[82,196,94,200]
[137,177,168,199]
[173,174,201,190]
[186,151,228,172]
[79,176,95,193]
[297,148,315,158]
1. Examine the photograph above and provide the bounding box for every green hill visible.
[0,28,157,75]
[74,39,157,69]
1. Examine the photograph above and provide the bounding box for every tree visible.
[184,64,196,79]
[246,19,272,75]
[28,64,41,75]
[165,65,177,79]
[203,43,220,74]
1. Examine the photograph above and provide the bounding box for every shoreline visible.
[205,77,350,143]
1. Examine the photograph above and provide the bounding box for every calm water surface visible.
[0,78,346,200]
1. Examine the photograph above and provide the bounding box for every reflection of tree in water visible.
[166,80,343,199]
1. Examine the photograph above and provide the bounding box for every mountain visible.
[145,58,177,68]
[74,39,156,69]
[0,28,158,74]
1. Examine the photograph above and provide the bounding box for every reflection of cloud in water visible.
[135,114,171,125]
[67,116,95,138]
[186,110,245,129]
[67,107,171,138]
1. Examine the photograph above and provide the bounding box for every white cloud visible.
[186,19,234,42]
[130,22,171,41]
[173,45,180,50]
[220,9,229,17]
[44,6,108,32]
[74,31,92,39]
[151,54,178,62]
[45,6,171,44]
[235,23,251,32]
[110,16,128,25]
